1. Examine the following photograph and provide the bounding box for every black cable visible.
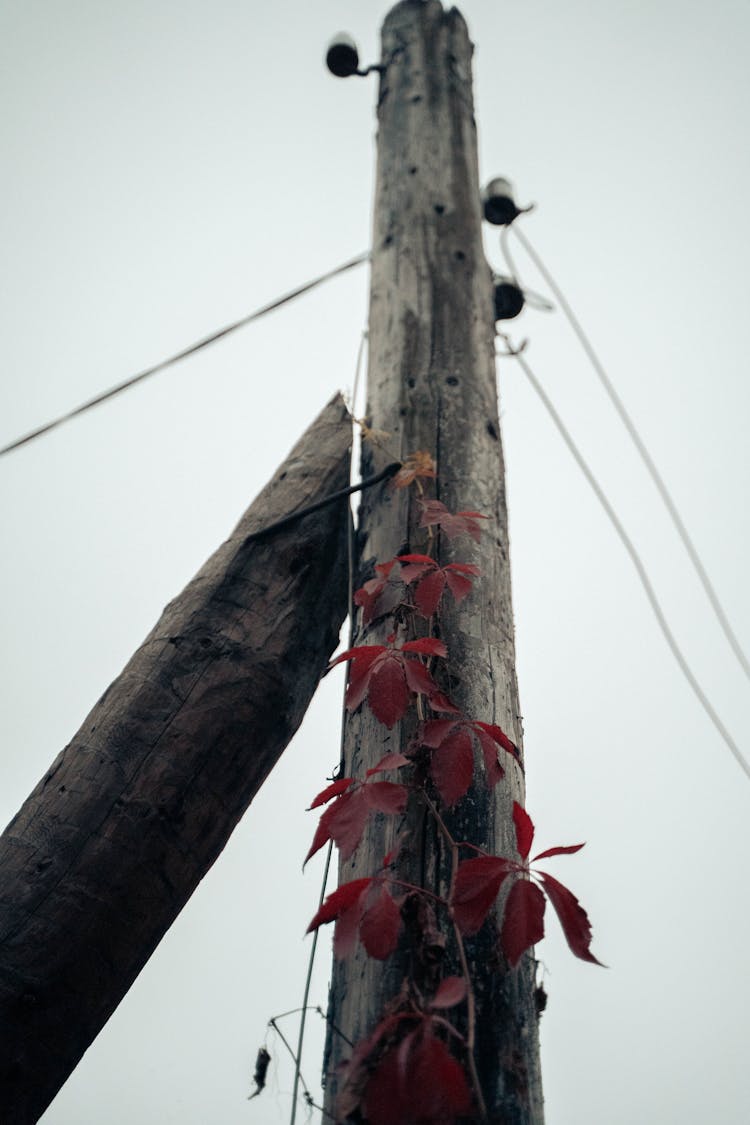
[0,252,370,459]
[243,462,400,545]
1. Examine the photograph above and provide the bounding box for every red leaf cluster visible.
[451,802,603,967]
[418,499,489,542]
[500,879,546,966]
[397,553,481,616]
[307,457,602,1122]
[421,718,520,806]
[354,559,404,627]
[329,638,455,728]
[305,758,409,865]
[307,875,403,960]
[431,975,468,1009]
[452,854,511,935]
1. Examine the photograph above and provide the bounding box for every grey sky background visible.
[1,1,749,1122]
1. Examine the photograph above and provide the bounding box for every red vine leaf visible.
[452,854,512,935]
[443,563,481,602]
[421,719,461,748]
[359,883,403,960]
[418,499,489,542]
[307,877,404,961]
[533,843,585,862]
[307,876,372,957]
[501,878,546,966]
[366,752,410,776]
[401,637,448,657]
[391,450,437,489]
[307,777,354,810]
[513,801,535,860]
[307,877,372,931]
[398,555,481,617]
[413,568,448,616]
[305,778,408,865]
[368,655,411,727]
[363,1026,472,1125]
[333,893,364,957]
[427,690,462,714]
[538,872,604,965]
[363,781,409,815]
[474,720,521,766]
[430,728,474,807]
[354,560,402,626]
[304,811,335,866]
[472,726,506,787]
[330,644,387,713]
[336,1014,402,1123]
[362,1033,413,1125]
[328,643,385,672]
[410,1031,473,1121]
[421,717,519,799]
[402,655,441,700]
[396,552,435,580]
[304,788,370,864]
[431,976,468,1010]
[331,639,450,728]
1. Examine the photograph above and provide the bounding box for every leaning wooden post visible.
[0,394,354,1125]
[323,3,544,1121]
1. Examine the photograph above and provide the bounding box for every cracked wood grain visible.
[323,4,544,1122]
[0,394,353,1125]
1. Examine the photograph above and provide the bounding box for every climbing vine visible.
[305,452,601,1123]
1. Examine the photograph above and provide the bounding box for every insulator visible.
[482,177,520,226]
[493,275,525,321]
[325,33,360,78]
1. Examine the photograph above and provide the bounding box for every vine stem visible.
[422,792,488,1122]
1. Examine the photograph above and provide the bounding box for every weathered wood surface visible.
[324,3,544,1122]
[0,394,353,1124]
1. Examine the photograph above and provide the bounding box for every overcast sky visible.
[2,1,749,1122]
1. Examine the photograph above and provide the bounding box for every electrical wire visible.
[501,223,750,685]
[290,841,335,1125]
[350,329,368,423]
[498,337,750,782]
[290,330,367,1125]
[0,251,370,460]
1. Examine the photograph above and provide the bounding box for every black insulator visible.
[326,33,360,78]
[493,276,525,321]
[482,177,520,226]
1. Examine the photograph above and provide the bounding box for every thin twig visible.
[268,1019,314,1103]
[315,1006,354,1049]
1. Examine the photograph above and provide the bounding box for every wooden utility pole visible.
[0,395,354,1125]
[323,3,544,1121]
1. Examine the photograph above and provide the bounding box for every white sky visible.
[1,1,749,1122]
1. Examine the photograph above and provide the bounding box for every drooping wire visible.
[498,336,750,782]
[289,329,368,1125]
[0,252,370,459]
[501,223,750,685]
[289,842,335,1125]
